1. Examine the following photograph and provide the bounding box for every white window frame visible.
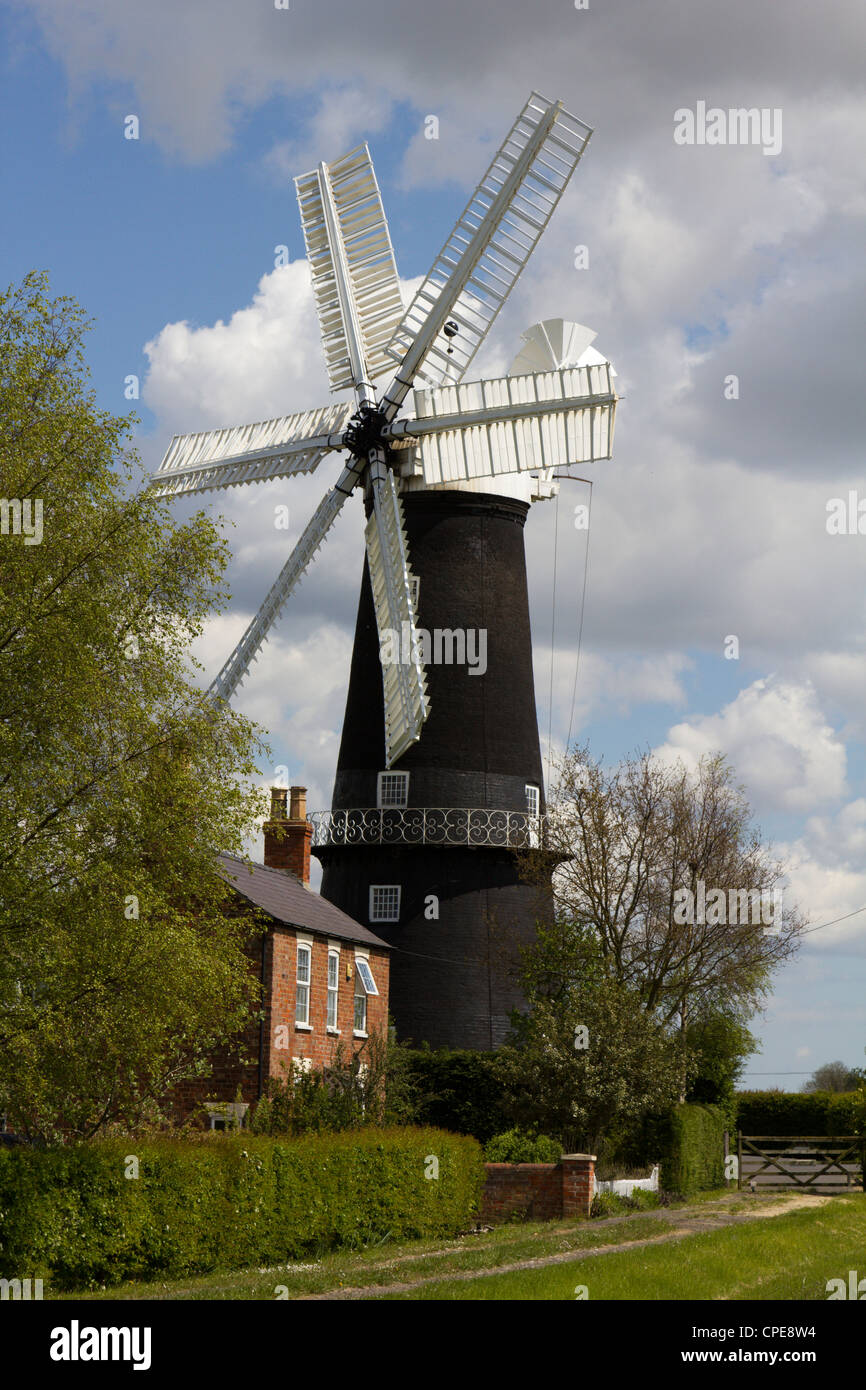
[353,985,368,1036]
[354,956,379,997]
[408,574,420,610]
[327,947,340,1032]
[369,884,401,922]
[376,771,410,808]
[525,783,540,848]
[295,940,312,1027]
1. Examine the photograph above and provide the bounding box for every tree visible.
[802,1061,862,1094]
[520,745,804,1098]
[0,272,268,1141]
[684,1011,758,1105]
[493,920,682,1153]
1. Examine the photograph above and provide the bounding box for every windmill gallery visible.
[151,92,618,1053]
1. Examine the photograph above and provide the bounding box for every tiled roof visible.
[218,854,390,950]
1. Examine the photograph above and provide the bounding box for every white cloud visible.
[655,677,848,813]
[143,261,331,432]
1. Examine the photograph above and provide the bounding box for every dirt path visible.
[300,1193,833,1300]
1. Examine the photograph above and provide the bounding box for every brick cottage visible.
[170,787,391,1128]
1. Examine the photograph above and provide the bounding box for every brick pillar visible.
[560,1153,596,1219]
[264,786,312,884]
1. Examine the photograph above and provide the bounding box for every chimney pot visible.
[264,785,311,884]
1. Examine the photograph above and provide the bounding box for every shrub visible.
[402,1049,508,1142]
[484,1129,563,1163]
[590,1188,660,1219]
[0,1127,483,1291]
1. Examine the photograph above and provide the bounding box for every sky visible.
[2,0,865,1088]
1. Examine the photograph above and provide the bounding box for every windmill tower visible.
[150,93,618,1050]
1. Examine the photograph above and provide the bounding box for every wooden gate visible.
[737,1134,865,1193]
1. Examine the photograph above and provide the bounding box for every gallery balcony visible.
[309,806,546,850]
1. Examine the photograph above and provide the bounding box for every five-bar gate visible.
[737,1134,865,1193]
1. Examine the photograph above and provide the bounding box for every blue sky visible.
[3,0,865,1088]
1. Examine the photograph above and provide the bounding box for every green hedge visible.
[735,1090,865,1137]
[654,1103,727,1196]
[0,1127,483,1291]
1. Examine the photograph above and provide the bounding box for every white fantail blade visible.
[385,363,617,486]
[295,144,405,396]
[208,472,357,703]
[150,402,351,499]
[508,319,598,374]
[380,93,592,407]
[364,471,430,767]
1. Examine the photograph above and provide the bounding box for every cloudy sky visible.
[3,0,864,1086]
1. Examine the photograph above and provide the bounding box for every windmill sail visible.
[385,363,617,485]
[209,478,353,702]
[151,403,350,499]
[364,472,429,766]
[296,144,405,394]
[381,93,592,401]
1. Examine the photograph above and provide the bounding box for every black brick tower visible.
[316,486,547,1049]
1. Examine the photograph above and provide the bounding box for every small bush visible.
[0,1127,483,1291]
[484,1129,563,1163]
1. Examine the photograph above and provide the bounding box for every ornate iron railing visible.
[309,807,546,850]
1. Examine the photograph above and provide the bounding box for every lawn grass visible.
[385,1195,866,1300]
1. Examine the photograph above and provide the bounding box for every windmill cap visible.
[509,319,615,375]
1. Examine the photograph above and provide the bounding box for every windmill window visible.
[525,784,540,818]
[377,772,409,808]
[296,942,311,1026]
[370,885,401,922]
[327,949,339,1031]
[408,575,420,610]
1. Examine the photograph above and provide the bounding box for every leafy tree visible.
[0,272,268,1141]
[520,745,804,1097]
[684,1011,758,1105]
[802,1061,863,1094]
[493,920,682,1153]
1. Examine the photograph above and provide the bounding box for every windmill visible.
[151,92,618,1048]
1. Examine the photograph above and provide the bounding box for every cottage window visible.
[327,949,339,1030]
[353,987,367,1035]
[296,942,311,1026]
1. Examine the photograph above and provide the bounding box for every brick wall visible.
[481,1154,596,1223]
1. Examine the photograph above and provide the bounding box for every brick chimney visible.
[263,785,311,885]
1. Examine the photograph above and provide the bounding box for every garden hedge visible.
[653,1103,727,1196]
[0,1127,483,1291]
[735,1090,864,1137]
